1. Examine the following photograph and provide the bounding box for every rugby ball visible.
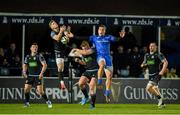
[61,36,69,44]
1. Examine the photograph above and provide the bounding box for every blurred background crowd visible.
[0,24,179,79]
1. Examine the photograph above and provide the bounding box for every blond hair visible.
[80,41,90,48]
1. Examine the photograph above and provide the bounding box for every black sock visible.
[81,88,89,99]
[42,94,48,101]
[25,92,30,103]
[157,95,161,99]
[58,71,64,82]
[90,94,96,107]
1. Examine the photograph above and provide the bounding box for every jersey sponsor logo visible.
[84,57,93,63]
[29,62,38,67]
[147,59,155,65]
[96,40,109,43]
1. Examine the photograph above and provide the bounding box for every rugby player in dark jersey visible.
[72,41,98,109]
[49,20,74,90]
[22,43,52,108]
[141,42,168,108]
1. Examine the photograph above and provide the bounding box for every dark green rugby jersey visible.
[50,31,67,52]
[24,53,46,76]
[82,52,98,70]
[142,52,165,74]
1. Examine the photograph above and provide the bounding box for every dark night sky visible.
[0,0,180,16]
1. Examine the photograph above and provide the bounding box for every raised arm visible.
[51,25,66,42]
[64,26,74,38]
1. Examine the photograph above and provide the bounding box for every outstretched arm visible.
[73,48,94,56]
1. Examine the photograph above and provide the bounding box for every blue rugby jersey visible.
[89,35,116,56]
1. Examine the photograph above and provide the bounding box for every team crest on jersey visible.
[33,57,36,60]
[151,55,154,59]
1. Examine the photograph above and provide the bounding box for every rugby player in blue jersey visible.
[90,25,118,103]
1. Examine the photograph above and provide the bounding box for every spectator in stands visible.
[129,46,143,77]
[165,68,178,78]
[5,43,21,67]
[0,48,9,75]
[5,43,21,75]
[120,27,137,51]
[140,46,148,56]
[0,48,8,67]
[113,45,130,77]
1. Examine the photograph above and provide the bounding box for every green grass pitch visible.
[0,104,180,114]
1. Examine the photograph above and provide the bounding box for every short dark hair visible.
[31,42,38,46]
[98,24,106,29]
